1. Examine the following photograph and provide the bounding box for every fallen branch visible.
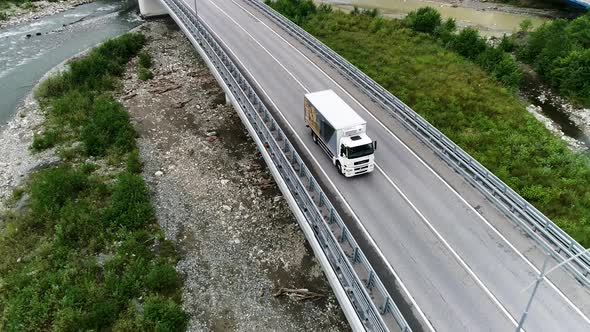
[273,288,324,301]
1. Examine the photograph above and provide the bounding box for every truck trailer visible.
[304,90,376,177]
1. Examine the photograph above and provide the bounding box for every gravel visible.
[117,19,350,331]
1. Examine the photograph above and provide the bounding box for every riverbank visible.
[0,0,93,29]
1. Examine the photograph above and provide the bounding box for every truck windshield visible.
[347,143,374,159]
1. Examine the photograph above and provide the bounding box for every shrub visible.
[0,11,7,21]
[81,97,136,156]
[104,172,154,230]
[265,0,316,25]
[31,129,60,151]
[448,27,487,60]
[143,296,187,332]
[127,149,142,174]
[146,265,180,293]
[138,67,153,81]
[405,7,441,34]
[30,166,87,218]
[138,51,153,68]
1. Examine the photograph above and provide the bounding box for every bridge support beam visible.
[138,0,168,18]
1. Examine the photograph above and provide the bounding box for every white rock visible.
[155,170,164,177]
[220,179,229,185]
[222,205,232,211]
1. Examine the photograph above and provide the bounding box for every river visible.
[0,0,142,126]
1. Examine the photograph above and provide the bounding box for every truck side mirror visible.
[373,141,377,151]
[340,144,345,157]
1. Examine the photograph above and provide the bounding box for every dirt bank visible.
[117,19,349,331]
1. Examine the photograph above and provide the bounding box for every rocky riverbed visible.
[0,0,94,29]
[116,19,349,331]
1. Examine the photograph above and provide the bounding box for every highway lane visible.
[182,0,590,330]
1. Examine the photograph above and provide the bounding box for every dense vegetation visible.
[517,12,590,105]
[266,0,590,246]
[0,33,187,331]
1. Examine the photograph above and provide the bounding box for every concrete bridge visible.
[138,0,590,331]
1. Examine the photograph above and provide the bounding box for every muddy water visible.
[321,0,555,37]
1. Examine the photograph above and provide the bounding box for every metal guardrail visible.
[245,0,590,287]
[159,0,413,330]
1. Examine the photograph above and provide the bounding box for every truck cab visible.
[338,134,376,177]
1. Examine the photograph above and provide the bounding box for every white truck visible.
[304,90,377,177]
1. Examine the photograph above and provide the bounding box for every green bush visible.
[31,129,60,151]
[146,265,180,293]
[404,7,441,34]
[138,51,153,68]
[143,296,187,332]
[138,66,153,81]
[127,149,142,173]
[104,172,154,230]
[265,0,316,25]
[30,166,87,218]
[0,11,8,21]
[517,13,590,105]
[448,27,487,60]
[81,97,136,156]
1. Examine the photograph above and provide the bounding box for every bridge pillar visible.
[138,0,168,18]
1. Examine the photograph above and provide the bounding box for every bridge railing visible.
[159,0,413,330]
[245,0,590,287]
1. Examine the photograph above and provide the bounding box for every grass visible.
[0,33,187,331]
[268,0,590,247]
[138,51,154,81]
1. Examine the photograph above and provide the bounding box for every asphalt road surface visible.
[177,0,590,330]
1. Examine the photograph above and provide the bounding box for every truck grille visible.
[354,159,369,166]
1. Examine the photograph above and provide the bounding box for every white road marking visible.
[228,0,590,326]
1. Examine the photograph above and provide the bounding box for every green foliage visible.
[31,128,60,151]
[81,96,136,156]
[35,33,145,100]
[498,34,515,53]
[143,296,187,332]
[404,7,441,34]
[146,265,181,293]
[138,66,153,81]
[519,19,533,33]
[0,10,7,21]
[30,166,88,218]
[273,2,590,247]
[518,13,590,105]
[448,27,487,60]
[104,172,155,230]
[138,51,153,68]
[265,0,316,25]
[0,33,185,331]
[127,149,142,174]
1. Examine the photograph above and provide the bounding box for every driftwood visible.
[273,288,324,301]
[149,84,181,94]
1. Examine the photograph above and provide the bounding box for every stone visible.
[155,170,164,177]
[222,205,232,211]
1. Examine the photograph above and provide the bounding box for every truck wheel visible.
[336,161,343,175]
[312,131,318,144]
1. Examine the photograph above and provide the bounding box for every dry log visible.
[273,288,324,301]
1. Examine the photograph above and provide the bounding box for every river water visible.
[0,0,142,125]
[321,0,559,36]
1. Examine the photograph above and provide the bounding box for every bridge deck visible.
[180,0,590,330]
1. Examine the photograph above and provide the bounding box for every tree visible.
[448,27,487,60]
[405,7,442,34]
